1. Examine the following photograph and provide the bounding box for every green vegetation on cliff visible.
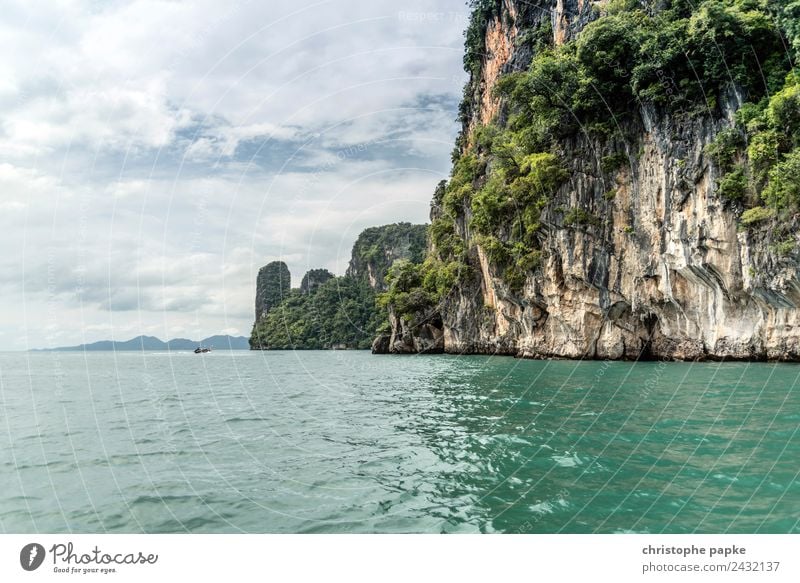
[347,222,427,290]
[254,261,291,321]
[377,257,470,320]
[725,74,800,212]
[251,276,382,350]
[486,0,787,143]
[300,268,334,295]
[251,223,427,349]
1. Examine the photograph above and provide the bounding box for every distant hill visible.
[251,222,428,351]
[32,335,249,351]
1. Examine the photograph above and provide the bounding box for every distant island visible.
[250,223,427,351]
[32,335,249,352]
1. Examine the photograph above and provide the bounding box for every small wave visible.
[12,460,76,471]
[529,501,554,515]
[135,450,183,458]
[4,495,42,502]
[713,473,739,483]
[225,417,270,423]
[530,492,570,516]
[151,516,224,533]
[131,494,198,505]
[552,452,582,467]
[156,395,182,404]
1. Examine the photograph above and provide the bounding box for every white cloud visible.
[0,0,468,349]
[184,121,301,160]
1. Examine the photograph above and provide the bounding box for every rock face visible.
[347,223,427,290]
[254,261,291,321]
[373,309,444,355]
[444,103,800,361]
[381,0,800,361]
[463,0,594,133]
[371,334,390,354]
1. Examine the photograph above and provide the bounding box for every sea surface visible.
[1,351,798,533]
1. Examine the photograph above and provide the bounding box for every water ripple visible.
[0,352,797,533]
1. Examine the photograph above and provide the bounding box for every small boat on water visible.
[194,346,211,354]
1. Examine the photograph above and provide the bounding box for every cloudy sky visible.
[0,0,469,349]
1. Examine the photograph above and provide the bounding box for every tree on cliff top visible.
[347,223,427,290]
[300,268,334,295]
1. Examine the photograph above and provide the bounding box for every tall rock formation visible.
[378,0,800,361]
[254,261,291,322]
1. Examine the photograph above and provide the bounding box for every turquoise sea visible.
[1,351,798,533]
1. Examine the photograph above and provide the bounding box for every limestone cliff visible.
[347,223,426,291]
[378,0,800,361]
[254,261,290,322]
